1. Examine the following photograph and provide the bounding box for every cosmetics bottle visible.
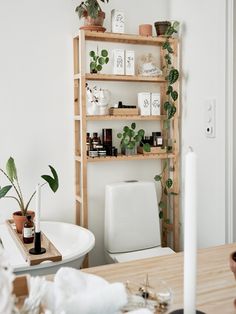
[102,129,113,155]
[86,133,91,156]
[23,215,34,244]
[92,132,99,149]
[152,132,163,147]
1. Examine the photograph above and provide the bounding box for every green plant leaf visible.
[89,51,95,58]
[98,57,105,65]
[154,175,162,181]
[166,178,173,189]
[117,133,122,139]
[6,157,17,181]
[131,122,136,130]
[123,126,129,133]
[167,45,174,53]
[0,185,12,198]
[127,129,134,138]
[166,85,173,95]
[138,129,145,137]
[159,201,166,209]
[171,91,178,101]
[159,211,163,219]
[168,105,177,119]
[90,61,96,70]
[127,142,135,149]
[143,143,151,152]
[134,135,142,142]
[41,165,59,193]
[97,64,102,71]
[168,69,179,85]
[105,57,109,64]
[123,137,129,145]
[101,49,108,57]
[164,101,171,111]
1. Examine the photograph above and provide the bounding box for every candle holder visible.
[29,232,46,255]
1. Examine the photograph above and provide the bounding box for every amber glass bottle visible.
[23,215,34,244]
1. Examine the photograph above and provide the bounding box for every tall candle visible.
[35,184,41,233]
[184,149,197,313]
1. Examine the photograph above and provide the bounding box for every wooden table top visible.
[83,243,236,314]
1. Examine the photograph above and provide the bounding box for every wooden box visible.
[109,107,139,116]
[137,146,167,154]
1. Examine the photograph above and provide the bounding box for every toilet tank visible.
[104,181,161,253]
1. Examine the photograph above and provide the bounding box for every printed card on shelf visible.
[125,50,135,75]
[138,92,151,116]
[111,10,125,33]
[112,49,125,75]
[151,93,161,115]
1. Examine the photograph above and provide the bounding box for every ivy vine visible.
[154,21,180,228]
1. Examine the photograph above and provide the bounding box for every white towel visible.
[42,267,127,314]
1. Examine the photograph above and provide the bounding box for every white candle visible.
[184,149,197,313]
[35,184,41,233]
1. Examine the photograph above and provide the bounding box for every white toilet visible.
[104,180,175,263]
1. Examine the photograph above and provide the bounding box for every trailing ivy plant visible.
[154,21,180,228]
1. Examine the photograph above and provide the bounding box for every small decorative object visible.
[139,24,152,36]
[89,48,109,73]
[125,50,135,75]
[154,21,171,36]
[86,84,110,115]
[138,92,151,116]
[112,49,125,75]
[97,88,110,114]
[111,9,125,33]
[117,123,150,155]
[151,92,161,115]
[138,53,162,77]
[75,0,109,32]
[0,157,59,233]
[23,215,34,244]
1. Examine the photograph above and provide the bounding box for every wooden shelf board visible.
[87,153,175,163]
[85,73,166,82]
[75,31,178,46]
[86,115,167,121]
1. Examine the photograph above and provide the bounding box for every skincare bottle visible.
[92,132,99,149]
[23,215,34,244]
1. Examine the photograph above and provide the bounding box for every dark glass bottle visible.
[23,215,34,244]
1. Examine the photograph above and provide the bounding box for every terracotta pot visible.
[139,24,153,36]
[154,21,171,36]
[80,11,106,32]
[13,210,35,234]
[229,251,236,280]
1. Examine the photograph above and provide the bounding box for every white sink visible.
[0,221,95,276]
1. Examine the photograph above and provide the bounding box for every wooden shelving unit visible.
[73,30,180,255]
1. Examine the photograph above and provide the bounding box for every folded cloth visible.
[42,267,127,314]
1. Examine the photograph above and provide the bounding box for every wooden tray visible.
[6,220,62,266]
[137,146,167,154]
[109,108,139,116]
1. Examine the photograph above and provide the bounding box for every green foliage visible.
[75,0,109,19]
[89,49,109,73]
[0,157,59,215]
[117,123,150,152]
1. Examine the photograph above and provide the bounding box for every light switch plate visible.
[205,99,216,138]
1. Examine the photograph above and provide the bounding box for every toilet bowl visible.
[104,181,175,263]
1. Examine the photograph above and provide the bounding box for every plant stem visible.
[4,196,22,208]
[0,168,24,211]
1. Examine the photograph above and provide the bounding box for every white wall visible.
[169,0,227,248]
[0,0,169,266]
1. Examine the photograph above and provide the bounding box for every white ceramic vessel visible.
[0,221,95,276]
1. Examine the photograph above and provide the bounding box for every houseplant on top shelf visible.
[117,123,151,156]
[75,0,109,32]
[0,157,59,233]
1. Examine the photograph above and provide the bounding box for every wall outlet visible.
[205,99,216,138]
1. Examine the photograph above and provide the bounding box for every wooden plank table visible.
[83,243,236,313]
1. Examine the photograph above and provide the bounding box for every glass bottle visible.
[23,215,34,244]
[92,132,99,149]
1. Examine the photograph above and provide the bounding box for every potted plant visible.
[0,157,59,233]
[89,48,109,73]
[117,123,151,156]
[75,0,109,32]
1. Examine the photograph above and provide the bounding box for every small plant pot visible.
[121,146,137,156]
[80,11,106,32]
[230,251,236,280]
[139,24,153,36]
[13,210,35,234]
[154,21,171,36]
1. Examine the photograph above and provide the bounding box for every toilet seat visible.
[106,246,175,263]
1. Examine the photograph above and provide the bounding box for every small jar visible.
[89,150,99,158]
[152,132,163,147]
[23,215,34,244]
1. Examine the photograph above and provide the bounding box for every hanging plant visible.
[154,21,180,228]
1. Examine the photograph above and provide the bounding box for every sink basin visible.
[0,221,95,276]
